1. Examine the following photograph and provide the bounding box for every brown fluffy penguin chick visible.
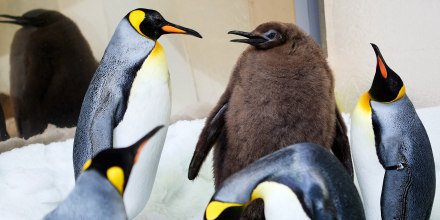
[0,9,97,139]
[189,22,352,219]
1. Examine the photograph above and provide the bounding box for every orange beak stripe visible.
[378,56,387,79]
[134,139,149,164]
[162,25,187,34]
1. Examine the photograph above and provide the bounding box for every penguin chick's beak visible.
[228,30,268,46]
[161,22,202,38]
[0,14,32,26]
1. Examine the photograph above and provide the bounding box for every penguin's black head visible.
[126,8,202,41]
[81,125,163,195]
[0,9,65,27]
[368,44,405,102]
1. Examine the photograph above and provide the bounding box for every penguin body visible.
[44,125,163,220]
[351,44,435,220]
[72,8,201,219]
[43,170,127,220]
[189,22,352,219]
[0,9,97,138]
[204,143,365,220]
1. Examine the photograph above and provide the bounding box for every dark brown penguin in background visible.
[188,22,352,219]
[0,9,97,139]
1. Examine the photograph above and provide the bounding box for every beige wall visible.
[325,0,440,112]
[0,0,295,118]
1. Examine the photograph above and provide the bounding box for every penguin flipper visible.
[188,102,228,180]
[331,107,354,178]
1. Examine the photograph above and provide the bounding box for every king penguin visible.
[72,8,202,219]
[0,9,97,138]
[188,22,351,219]
[350,44,436,220]
[204,143,365,220]
[44,125,163,220]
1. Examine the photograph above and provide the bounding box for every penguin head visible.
[81,125,164,195]
[0,9,64,27]
[126,8,202,41]
[368,44,405,102]
[228,22,315,54]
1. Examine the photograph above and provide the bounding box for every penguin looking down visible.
[0,9,97,139]
[44,125,163,220]
[72,8,202,219]
[188,22,352,219]
[350,44,435,220]
[205,143,365,220]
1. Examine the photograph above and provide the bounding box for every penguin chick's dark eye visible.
[264,30,279,40]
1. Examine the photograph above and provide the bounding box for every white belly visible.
[113,42,171,219]
[256,182,310,220]
[351,105,384,220]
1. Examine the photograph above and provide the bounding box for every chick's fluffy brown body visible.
[216,23,336,184]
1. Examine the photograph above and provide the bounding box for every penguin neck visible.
[101,18,156,72]
[138,42,170,82]
[251,181,310,220]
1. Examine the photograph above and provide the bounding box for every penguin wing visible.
[377,140,407,170]
[331,107,354,178]
[89,92,125,153]
[188,101,228,180]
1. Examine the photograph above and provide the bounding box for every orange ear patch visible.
[134,139,150,164]
[378,56,387,78]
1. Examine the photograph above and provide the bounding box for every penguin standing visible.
[44,126,163,220]
[351,44,435,220]
[204,143,365,220]
[72,8,202,219]
[0,9,97,138]
[188,22,352,219]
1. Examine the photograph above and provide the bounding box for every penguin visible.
[0,9,98,139]
[72,8,202,219]
[188,22,351,219]
[43,125,163,220]
[204,143,365,220]
[350,44,436,220]
[0,105,9,141]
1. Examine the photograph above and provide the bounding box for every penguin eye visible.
[264,30,279,40]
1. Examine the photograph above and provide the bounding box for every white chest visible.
[350,103,384,220]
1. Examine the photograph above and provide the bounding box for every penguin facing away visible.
[350,44,435,220]
[44,125,163,220]
[0,9,97,139]
[188,22,352,219]
[72,8,202,219]
[204,143,365,220]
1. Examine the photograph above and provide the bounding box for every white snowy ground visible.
[0,107,439,219]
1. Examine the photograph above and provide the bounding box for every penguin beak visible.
[0,14,32,26]
[161,22,202,38]
[228,30,268,46]
[371,43,388,79]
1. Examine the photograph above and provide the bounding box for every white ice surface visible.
[0,107,438,219]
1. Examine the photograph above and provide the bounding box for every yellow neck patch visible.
[106,166,125,195]
[205,201,243,220]
[387,85,406,103]
[81,159,92,171]
[357,92,372,114]
[128,10,149,39]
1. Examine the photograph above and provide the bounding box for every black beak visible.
[161,22,202,38]
[0,14,33,26]
[228,30,268,46]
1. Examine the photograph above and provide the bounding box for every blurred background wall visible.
[0,0,295,122]
[0,0,439,122]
